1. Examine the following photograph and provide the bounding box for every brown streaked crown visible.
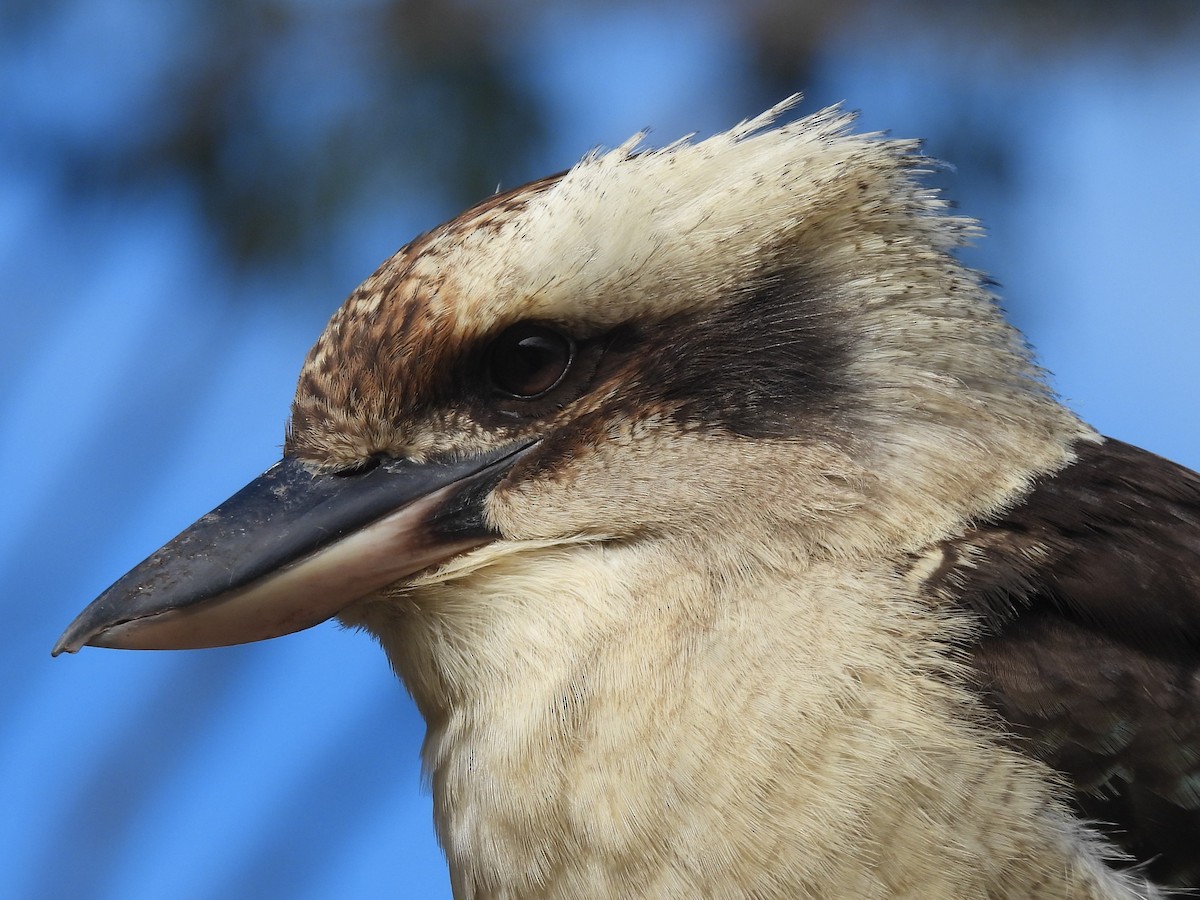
[286,175,564,466]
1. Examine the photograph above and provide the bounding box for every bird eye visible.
[486,323,575,399]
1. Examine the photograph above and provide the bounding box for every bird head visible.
[53,97,1087,710]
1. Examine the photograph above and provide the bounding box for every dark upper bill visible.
[52,442,533,655]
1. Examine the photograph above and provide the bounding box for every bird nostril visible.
[332,455,384,477]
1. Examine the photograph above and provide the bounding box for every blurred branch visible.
[6,0,1197,274]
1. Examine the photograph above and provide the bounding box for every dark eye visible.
[486,323,575,399]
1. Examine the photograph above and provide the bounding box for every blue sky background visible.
[4,3,1199,898]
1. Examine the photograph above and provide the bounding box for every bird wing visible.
[925,437,1200,886]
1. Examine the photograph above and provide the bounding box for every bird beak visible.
[52,441,534,655]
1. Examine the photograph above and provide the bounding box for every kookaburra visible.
[55,99,1200,899]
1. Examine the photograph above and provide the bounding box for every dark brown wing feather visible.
[929,438,1200,886]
